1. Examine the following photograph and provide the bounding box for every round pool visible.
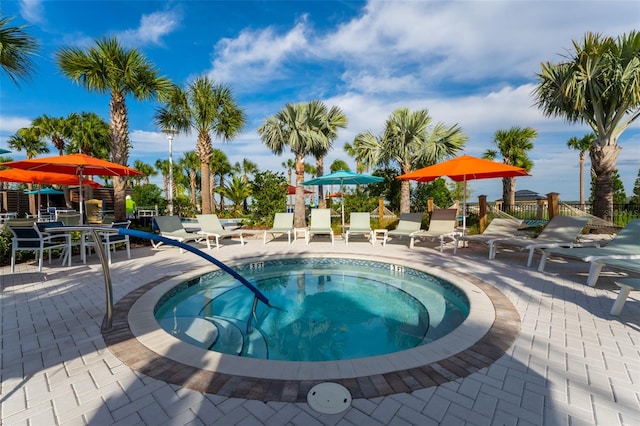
[154,258,470,362]
[126,253,497,381]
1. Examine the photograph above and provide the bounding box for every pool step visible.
[207,317,244,355]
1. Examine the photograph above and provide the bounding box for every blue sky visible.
[1,0,639,202]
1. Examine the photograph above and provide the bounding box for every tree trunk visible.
[317,157,325,209]
[110,91,130,221]
[400,163,412,213]
[590,142,621,221]
[197,133,213,215]
[502,177,516,213]
[578,152,585,208]
[219,175,225,212]
[190,171,197,206]
[294,155,307,228]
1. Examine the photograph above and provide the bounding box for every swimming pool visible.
[154,258,470,362]
[125,253,497,381]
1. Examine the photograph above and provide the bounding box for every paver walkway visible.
[1,234,639,425]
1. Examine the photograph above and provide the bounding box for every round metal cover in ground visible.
[307,382,352,414]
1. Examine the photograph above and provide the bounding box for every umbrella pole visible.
[341,180,345,236]
[78,171,84,225]
[462,178,467,232]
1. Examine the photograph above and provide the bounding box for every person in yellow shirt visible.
[125,195,136,219]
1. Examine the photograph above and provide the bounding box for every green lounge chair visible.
[345,212,373,245]
[537,219,640,286]
[454,217,523,254]
[488,215,595,267]
[263,212,294,244]
[410,208,459,251]
[153,216,204,253]
[386,213,423,246]
[306,209,334,244]
[196,214,245,249]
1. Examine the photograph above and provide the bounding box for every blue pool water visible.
[155,258,470,362]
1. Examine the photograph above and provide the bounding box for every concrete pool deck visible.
[1,234,639,425]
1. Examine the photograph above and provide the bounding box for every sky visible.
[1,0,639,202]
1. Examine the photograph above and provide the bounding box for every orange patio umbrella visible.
[398,154,530,230]
[0,168,100,187]
[3,153,141,223]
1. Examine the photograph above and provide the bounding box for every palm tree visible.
[154,76,245,215]
[7,127,50,213]
[533,31,640,220]
[354,108,467,213]
[259,100,346,227]
[330,159,350,173]
[56,36,173,220]
[217,175,251,216]
[67,112,111,157]
[344,142,365,173]
[232,158,258,212]
[155,159,170,203]
[567,133,596,208]
[483,126,536,211]
[32,115,72,155]
[0,14,39,86]
[133,160,156,186]
[209,149,231,212]
[311,105,348,208]
[179,151,200,206]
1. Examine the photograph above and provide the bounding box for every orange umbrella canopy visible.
[2,153,142,177]
[397,155,530,182]
[288,185,313,195]
[0,168,100,187]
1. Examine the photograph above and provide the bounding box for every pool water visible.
[155,258,470,362]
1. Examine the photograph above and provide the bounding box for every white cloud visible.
[0,116,32,133]
[117,9,181,47]
[19,0,44,24]
[209,20,310,87]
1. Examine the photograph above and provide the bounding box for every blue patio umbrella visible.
[0,148,10,154]
[302,170,384,232]
[25,187,64,208]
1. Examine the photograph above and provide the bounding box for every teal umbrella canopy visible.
[302,170,384,233]
[25,187,65,209]
[0,148,11,154]
[302,170,383,186]
[24,188,64,195]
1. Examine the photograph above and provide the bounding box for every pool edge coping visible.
[102,253,521,401]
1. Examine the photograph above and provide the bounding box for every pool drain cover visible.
[307,382,352,414]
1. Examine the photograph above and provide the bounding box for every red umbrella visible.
[398,155,530,230]
[288,185,313,195]
[0,168,100,187]
[3,154,141,223]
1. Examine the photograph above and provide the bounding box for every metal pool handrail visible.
[121,227,272,306]
[47,226,272,330]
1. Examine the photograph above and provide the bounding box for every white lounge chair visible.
[306,209,334,244]
[488,215,594,267]
[153,216,204,253]
[263,212,294,244]
[537,219,640,286]
[196,214,245,249]
[454,217,523,254]
[345,212,373,245]
[386,213,423,246]
[410,209,459,251]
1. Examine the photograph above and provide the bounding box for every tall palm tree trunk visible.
[590,142,620,221]
[294,155,307,228]
[502,177,516,212]
[578,152,586,208]
[110,91,130,221]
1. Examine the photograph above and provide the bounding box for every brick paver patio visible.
[1,233,639,425]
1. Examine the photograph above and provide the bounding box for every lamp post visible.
[164,128,177,215]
